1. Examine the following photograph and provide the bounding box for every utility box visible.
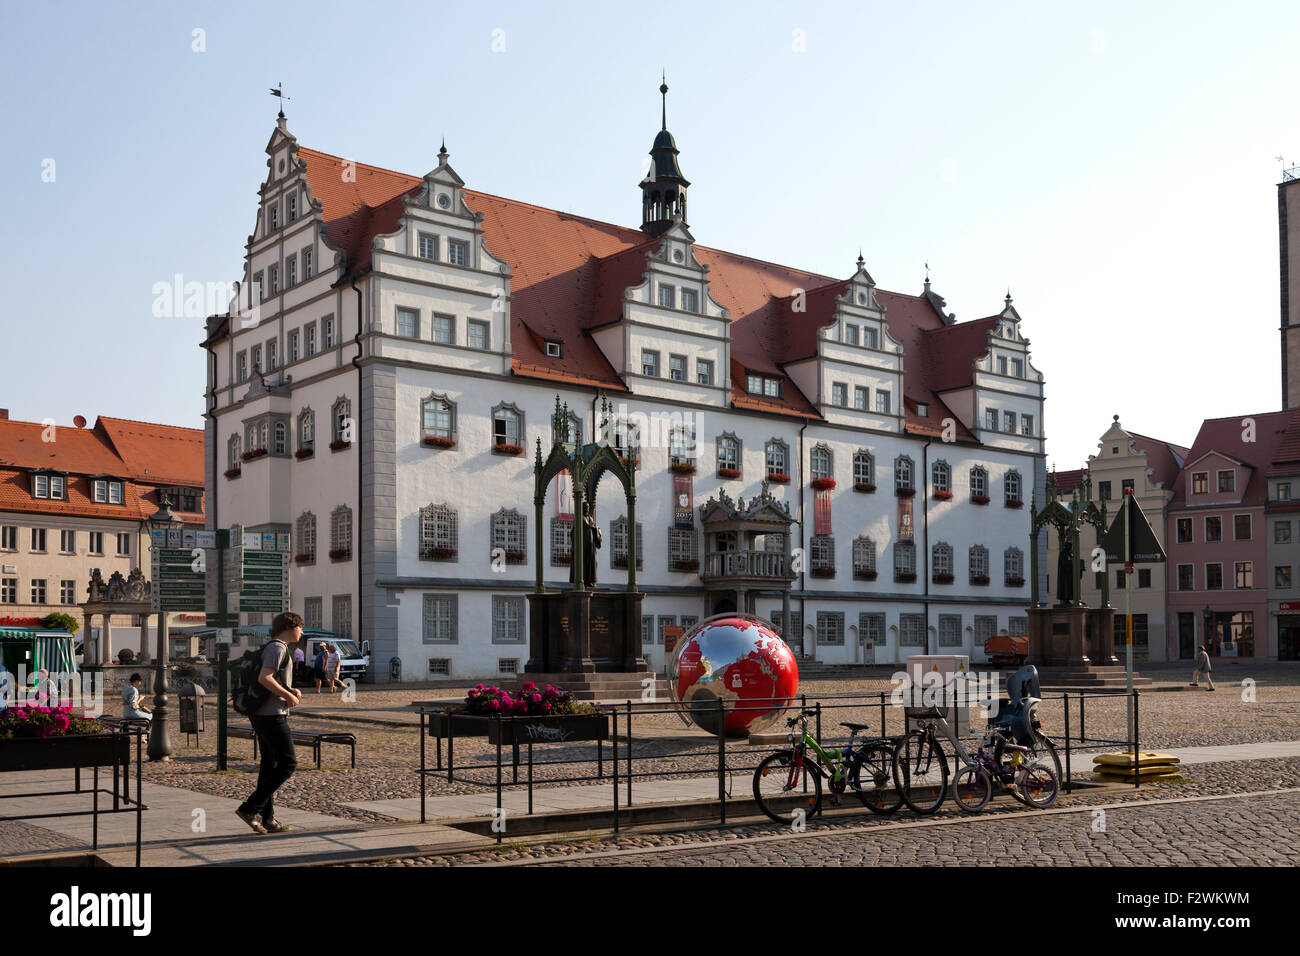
[904,655,971,735]
[178,682,205,739]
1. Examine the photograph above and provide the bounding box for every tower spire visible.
[640,77,690,236]
[660,72,668,130]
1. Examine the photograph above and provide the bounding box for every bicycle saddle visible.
[840,721,871,733]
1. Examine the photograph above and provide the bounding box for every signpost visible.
[1101,491,1167,737]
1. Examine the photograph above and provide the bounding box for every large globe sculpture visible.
[669,615,799,738]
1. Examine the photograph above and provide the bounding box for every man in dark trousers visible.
[236,612,304,834]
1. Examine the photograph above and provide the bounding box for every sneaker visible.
[236,809,267,834]
[1188,682,1197,686]
[1207,687,1216,692]
[263,819,293,834]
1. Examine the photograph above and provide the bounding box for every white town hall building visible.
[203,90,1048,682]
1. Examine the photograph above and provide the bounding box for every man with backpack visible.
[236,612,304,835]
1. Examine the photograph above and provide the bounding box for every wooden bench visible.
[228,724,356,770]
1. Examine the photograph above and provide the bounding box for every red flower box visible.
[671,559,700,572]
[423,435,456,449]
[767,473,791,484]
[971,574,991,586]
[295,448,314,460]
[421,546,458,561]
[932,572,955,584]
[619,456,640,469]
[971,494,991,505]
[896,486,916,497]
[717,467,741,480]
[854,569,878,581]
[329,548,351,561]
[933,490,953,501]
[1005,498,1024,509]
[669,462,697,475]
[493,443,524,456]
[241,448,268,462]
[505,550,526,565]
[810,477,837,491]
[854,482,876,493]
[224,467,242,480]
[1005,576,1025,587]
[894,572,918,583]
[330,439,351,451]
[810,566,836,578]
[294,553,314,565]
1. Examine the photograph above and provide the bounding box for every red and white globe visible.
[669,615,800,737]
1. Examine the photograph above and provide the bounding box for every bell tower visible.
[640,78,690,237]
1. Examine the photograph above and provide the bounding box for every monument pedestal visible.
[1027,606,1151,687]
[525,589,648,674]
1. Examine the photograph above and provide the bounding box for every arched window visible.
[491,402,523,449]
[273,421,287,456]
[852,450,874,488]
[330,505,352,560]
[296,512,316,563]
[810,535,835,575]
[1005,547,1024,582]
[970,545,989,582]
[895,456,915,493]
[970,466,988,500]
[669,425,695,465]
[332,397,351,444]
[810,444,833,482]
[894,540,916,580]
[932,461,951,495]
[491,508,526,563]
[419,503,457,560]
[765,439,789,479]
[1005,470,1023,505]
[852,536,876,578]
[258,421,269,451]
[932,542,953,580]
[716,433,741,476]
[421,393,455,444]
[298,408,315,452]
[227,434,241,470]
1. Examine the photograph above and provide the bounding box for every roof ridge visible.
[296,146,421,185]
[97,415,203,434]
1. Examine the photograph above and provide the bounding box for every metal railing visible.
[702,550,789,578]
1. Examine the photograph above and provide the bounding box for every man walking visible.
[1190,643,1215,691]
[236,612,304,834]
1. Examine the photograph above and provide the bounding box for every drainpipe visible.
[798,420,809,659]
[350,279,365,675]
[922,439,933,656]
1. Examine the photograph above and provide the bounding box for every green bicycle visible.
[752,708,903,825]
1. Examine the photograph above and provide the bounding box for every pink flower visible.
[488,700,500,711]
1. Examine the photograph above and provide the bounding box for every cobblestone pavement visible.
[0,820,83,856]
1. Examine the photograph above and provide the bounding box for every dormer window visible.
[1192,472,1208,494]
[419,234,438,260]
[1218,470,1235,493]
[33,474,66,500]
[745,373,782,398]
[448,239,468,266]
[844,325,859,346]
[864,327,878,349]
[92,480,124,505]
[658,285,676,308]
[681,289,699,313]
[1011,358,1024,378]
[917,403,929,417]
[545,340,562,358]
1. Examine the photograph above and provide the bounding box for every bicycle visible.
[752,709,903,824]
[951,725,1060,813]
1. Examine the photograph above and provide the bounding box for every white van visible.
[302,630,371,683]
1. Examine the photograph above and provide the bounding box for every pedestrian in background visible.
[325,643,343,692]
[1190,644,1215,691]
[122,673,151,721]
[236,612,303,835]
[312,643,327,693]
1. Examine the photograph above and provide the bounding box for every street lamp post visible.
[147,495,183,761]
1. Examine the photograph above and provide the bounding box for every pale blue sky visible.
[1,0,1296,467]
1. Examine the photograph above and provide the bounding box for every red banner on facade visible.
[897,495,913,540]
[814,489,832,535]
[673,473,694,529]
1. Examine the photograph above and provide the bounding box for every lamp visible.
[146,494,183,760]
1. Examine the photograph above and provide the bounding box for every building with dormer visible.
[202,92,1049,681]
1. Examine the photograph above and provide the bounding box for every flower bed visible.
[810,477,837,491]
[1005,498,1024,509]
[493,443,524,456]
[0,706,106,740]
[971,494,990,505]
[932,572,955,584]
[465,682,595,718]
[329,548,351,562]
[853,482,876,493]
[669,462,697,475]
[241,448,268,462]
[717,467,741,480]
[896,486,916,497]
[933,489,953,500]
[0,707,124,773]
[329,439,351,451]
[854,569,878,581]
[422,435,456,449]
[295,447,314,460]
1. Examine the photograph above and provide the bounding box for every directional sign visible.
[206,612,239,627]
[1101,495,1167,565]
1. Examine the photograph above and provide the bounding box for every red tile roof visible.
[1170,410,1293,508]
[1127,432,1190,489]
[282,144,1005,431]
[1269,407,1300,468]
[97,417,205,487]
[1051,469,1086,495]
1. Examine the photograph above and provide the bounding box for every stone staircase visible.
[507,672,670,702]
[1034,665,1154,689]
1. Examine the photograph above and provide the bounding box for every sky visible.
[1,0,1296,469]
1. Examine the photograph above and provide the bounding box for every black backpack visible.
[232,642,285,716]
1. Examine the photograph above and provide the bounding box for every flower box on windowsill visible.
[971,494,991,505]
[671,559,700,572]
[618,456,640,469]
[933,490,954,501]
[810,567,836,578]
[894,572,918,583]
[493,443,524,456]
[717,467,741,480]
[854,569,878,581]
[810,478,837,491]
[1005,498,1024,509]
[294,553,315,565]
[422,436,456,450]
[896,486,916,497]
[329,548,351,562]
[224,467,242,480]
[421,547,458,561]
[932,572,955,584]
[854,482,876,493]
[295,448,314,460]
[970,574,991,586]
[611,555,643,570]
[552,554,573,567]
[330,439,352,452]
[505,550,526,565]
[241,448,268,462]
[1005,576,1025,587]
[669,462,697,475]
[766,473,791,484]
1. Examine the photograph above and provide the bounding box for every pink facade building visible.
[1165,412,1292,661]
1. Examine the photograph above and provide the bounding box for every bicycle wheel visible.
[1033,733,1063,788]
[951,764,992,813]
[850,742,903,815]
[892,730,949,815]
[1016,761,1059,809]
[753,750,823,825]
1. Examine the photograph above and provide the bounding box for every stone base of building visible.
[525,588,648,674]
[1027,605,1153,686]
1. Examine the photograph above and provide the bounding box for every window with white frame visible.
[766,439,789,477]
[286,192,297,222]
[228,435,241,469]
[302,248,313,279]
[817,612,845,646]
[397,307,418,338]
[236,351,248,382]
[682,289,699,312]
[268,203,278,230]
[296,512,316,562]
[939,615,962,647]
[932,461,951,494]
[433,313,454,344]
[669,354,686,382]
[421,394,455,444]
[304,324,317,355]
[418,233,438,260]
[810,444,833,481]
[273,421,288,456]
[658,284,675,308]
[895,456,914,492]
[267,265,278,296]
[420,504,458,559]
[831,382,847,407]
[985,408,998,431]
[932,542,953,578]
[285,255,296,288]
[899,613,926,647]
[298,408,314,451]
[853,536,876,575]
[250,344,262,373]
[642,350,659,377]
[468,319,489,350]
[668,425,695,466]
[1005,547,1024,581]
[970,545,989,580]
[31,579,46,604]
[810,535,834,574]
[875,390,891,413]
[84,531,98,554]
[492,403,522,448]
[1021,414,1034,436]
[448,240,468,266]
[331,505,352,558]
[895,540,916,577]
[288,329,299,363]
[492,596,525,643]
[844,324,859,346]
[970,466,988,499]
[668,528,698,569]
[60,579,76,604]
[322,316,335,348]
[266,339,278,370]
[1003,411,1016,433]
[853,450,874,486]
[854,386,869,410]
[116,533,130,556]
[863,327,878,349]
[1011,358,1024,378]
[491,509,526,562]
[716,434,740,475]
[550,518,573,566]
[0,526,14,551]
[60,529,75,553]
[1,578,16,603]
[422,594,457,643]
[696,359,714,385]
[332,397,350,444]
[1006,470,1022,504]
